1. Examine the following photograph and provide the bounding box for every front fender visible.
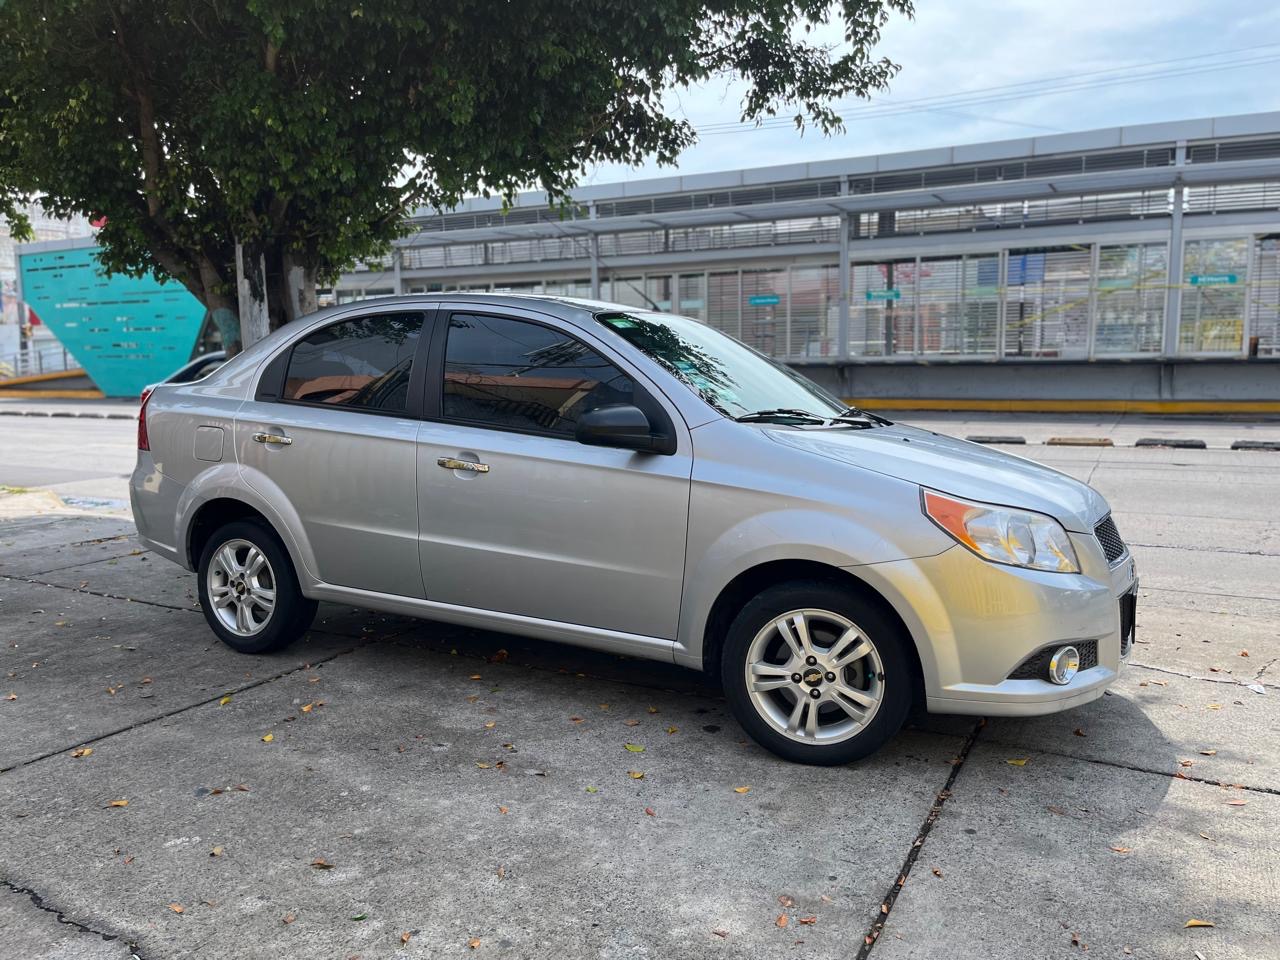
[674,505,949,666]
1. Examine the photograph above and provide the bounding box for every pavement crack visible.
[976,738,1280,797]
[0,638,378,774]
[858,718,983,958]
[2,573,200,613]
[1,876,148,959]
[1128,660,1277,690]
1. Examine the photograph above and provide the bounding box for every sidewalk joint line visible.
[1128,660,1278,690]
[0,640,377,775]
[2,574,201,613]
[857,717,984,957]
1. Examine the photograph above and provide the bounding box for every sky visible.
[581,0,1280,186]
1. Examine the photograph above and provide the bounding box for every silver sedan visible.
[131,294,1137,764]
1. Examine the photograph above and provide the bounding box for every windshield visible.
[596,311,848,420]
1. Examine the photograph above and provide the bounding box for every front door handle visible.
[253,432,293,445]
[437,457,489,473]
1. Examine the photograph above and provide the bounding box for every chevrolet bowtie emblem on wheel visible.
[803,669,824,686]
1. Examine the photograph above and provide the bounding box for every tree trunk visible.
[281,249,318,325]
[235,241,271,350]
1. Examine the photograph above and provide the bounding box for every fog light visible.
[1048,645,1080,685]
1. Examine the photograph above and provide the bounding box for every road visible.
[0,414,1277,959]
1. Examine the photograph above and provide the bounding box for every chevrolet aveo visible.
[132,294,1137,765]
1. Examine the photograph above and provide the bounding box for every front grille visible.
[1094,515,1127,565]
[1007,640,1098,680]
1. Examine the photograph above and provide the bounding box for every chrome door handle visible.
[437,457,489,473]
[252,432,293,445]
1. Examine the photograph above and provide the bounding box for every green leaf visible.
[585,786,598,794]
[351,913,367,922]
[624,743,645,753]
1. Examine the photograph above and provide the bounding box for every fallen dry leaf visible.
[1200,749,1218,756]
[666,726,678,735]
[483,721,496,729]
[1207,704,1222,711]
[4,693,15,701]
[496,865,506,879]
[776,914,789,928]
[475,762,491,769]
[468,937,481,949]
[1240,650,1249,657]
[798,916,817,925]
[644,807,656,817]
[1047,804,1067,816]
[1109,845,1133,854]
[1184,919,1215,928]
[569,716,585,723]
[261,733,274,743]
[401,931,413,945]
[1225,798,1248,806]
[712,929,729,938]
[931,867,943,878]
[300,703,314,713]
[168,903,185,914]
[624,719,640,727]
[282,913,296,924]
[733,786,751,794]
[1006,758,1029,766]
[311,858,335,870]
[1199,832,1215,841]
[71,748,93,758]
[106,799,128,808]
[627,770,645,780]
[469,674,482,680]
[647,706,659,714]
[488,649,509,663]
[210,846,224,857]
[218,695,232,706]
[1073,728,1086,737]
[498,805,508,815]
[1179,760,1194,767]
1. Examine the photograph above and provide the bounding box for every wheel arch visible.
[700,559,926,705]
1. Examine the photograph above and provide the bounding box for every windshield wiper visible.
[833,406,893,427]
[735,408,829,424]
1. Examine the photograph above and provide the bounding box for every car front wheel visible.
[721,580,913,765]
[197,519,317,654]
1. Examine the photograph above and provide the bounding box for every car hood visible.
[764,423,1109,533]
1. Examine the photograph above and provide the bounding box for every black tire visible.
[720,579,913,765]
[196,519,317,654]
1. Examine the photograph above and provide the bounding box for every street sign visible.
[866,289,901,301]
[747,294,781,306]
[1189,273,1238,285]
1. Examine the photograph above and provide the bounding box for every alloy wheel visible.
[744,607,884,744]
[207,538,277,637]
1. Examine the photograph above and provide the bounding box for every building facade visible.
[334,112,1280,410]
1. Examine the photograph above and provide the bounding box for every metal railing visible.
[0,345,81,381]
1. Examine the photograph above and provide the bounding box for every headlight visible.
[922,489,1080,573]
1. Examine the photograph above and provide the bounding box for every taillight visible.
[138,386,154,450]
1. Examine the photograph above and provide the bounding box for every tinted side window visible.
[442,313,634,436]
[284,312,423,413]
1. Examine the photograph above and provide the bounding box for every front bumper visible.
[855,532,1137,717]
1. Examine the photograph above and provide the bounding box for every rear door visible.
[236,307,432,598]
[415,306,692,640]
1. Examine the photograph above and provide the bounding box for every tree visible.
[0,0,912,354]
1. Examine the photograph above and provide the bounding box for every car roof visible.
[324,292,639,318]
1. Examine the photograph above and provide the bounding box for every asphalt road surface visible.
[0,415,1277,959]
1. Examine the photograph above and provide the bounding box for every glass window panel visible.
[1094,243,1166,354]
[915,255,1000,356]
[677,273,706,320]
[283,312,423,413]
[707,271,741,339]
[645,275,674,311]
[788,265,840,358]
[1003,246,1092,358]
[850,260,915,357]
[1251,235,1280,357]
[442,313,634,437]
[741,268,786,356]
[607,276,648,309]
[1179,238,1249,354]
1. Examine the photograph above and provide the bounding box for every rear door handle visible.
[437,457,488,473]
[253,432,293,445]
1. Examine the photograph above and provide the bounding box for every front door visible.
[415,308,692,640]
[236,309,429,598]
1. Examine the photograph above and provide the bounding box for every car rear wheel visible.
[197,519,317,654]
[721,580,912,765]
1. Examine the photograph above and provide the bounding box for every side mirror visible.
[575,404,669,454]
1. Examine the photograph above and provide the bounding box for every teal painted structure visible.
[18,244,206,396]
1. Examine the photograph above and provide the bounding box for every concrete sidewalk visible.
[2,476,1278,959]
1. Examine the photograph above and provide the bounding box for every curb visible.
[966,435,1026,445]
[1046,437,1114,447]
[1134,438,1208,449]
[1231,440,1280,451]
[0,410,135,420]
